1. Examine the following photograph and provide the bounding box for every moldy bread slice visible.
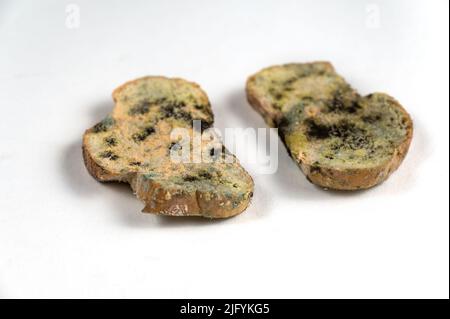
[83,77,254,218]
[246,62,413,190]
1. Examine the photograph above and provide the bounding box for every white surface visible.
[0,0,448,299]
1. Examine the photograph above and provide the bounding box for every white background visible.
[0,0,448,298]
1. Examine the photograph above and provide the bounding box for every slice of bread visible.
[83,76,254,218]
[246,62,413,190]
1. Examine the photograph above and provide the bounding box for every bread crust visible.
[246,63,413,190]
[83,76,253,218]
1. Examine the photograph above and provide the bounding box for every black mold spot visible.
[306,119,332,139]
[192,119,213,132]
[160,102,193,123]
[183,175,198,182]
[362,113,382,124]
[104,136,117,146]
[129,101,151,115]
[329,94,345,112]
[129,98,189,117]
[129,97,167,115]
[310,165,322,174]
[99,150,119,160]
[273,102,282,110]
[306,119,372,151]
[169,142,181,151]
[194,104,209,110]
[209,145,226,160]
[283,77,297,86]
[347,101,362,113]
[268,87,284,101]
[132,126,155,142]
[277,116,291,130]
[328,92,361,114]
[169,142,182,155]
[178,111,193,122]
[401,117,408,126]
[201,120,213,131]
[198,171,213,179]
[161,104,175,118]
[93,117,115,133]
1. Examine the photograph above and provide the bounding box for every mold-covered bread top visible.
[83,77,253,206]
[246,62,413,170]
